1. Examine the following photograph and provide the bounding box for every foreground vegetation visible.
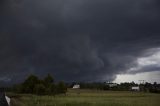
[12,74,67,95]
[9,89,160,106]
[5,74,160,106]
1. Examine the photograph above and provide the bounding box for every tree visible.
[34,84,46,95]
[44,74,54,87]
[50,84,56,95]
[56,81,67,94]
[22,75,39,93]
[12,74,68,95]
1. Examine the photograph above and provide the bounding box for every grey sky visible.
[0,0,160,84]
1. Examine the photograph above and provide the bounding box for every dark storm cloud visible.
[0,0,160,83]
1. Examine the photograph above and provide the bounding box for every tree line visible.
[69,81,160,93]
[12,74,67,95]
[2,76,160,94]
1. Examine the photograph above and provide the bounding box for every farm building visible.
[73,84,80,89]
[106,83,118,87]
[131,86,140,91]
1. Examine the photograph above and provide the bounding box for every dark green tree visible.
[12,74,69,95]
[34,84,46,95]
[50,84,56,95]
[44,74,54,87]
[22,75,39,93]
[56,81,67,94]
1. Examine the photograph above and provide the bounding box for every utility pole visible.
[138,80,145,84]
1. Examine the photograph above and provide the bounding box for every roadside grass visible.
[8,89,160,106]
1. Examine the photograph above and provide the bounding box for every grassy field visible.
[8,89,160,106]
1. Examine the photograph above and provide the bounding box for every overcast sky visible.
[0,0,160,84]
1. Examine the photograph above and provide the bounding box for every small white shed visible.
[131,86,140,91]
[73,84,80,89]
[108,83,117,87]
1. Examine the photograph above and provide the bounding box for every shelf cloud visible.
[0,0,160,84]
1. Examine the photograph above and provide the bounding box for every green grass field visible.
[9,89,160,106]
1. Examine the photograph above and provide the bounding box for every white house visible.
[73,84,80,89]
[131,86,140,91]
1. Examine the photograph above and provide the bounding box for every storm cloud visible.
[0,0,160,83]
